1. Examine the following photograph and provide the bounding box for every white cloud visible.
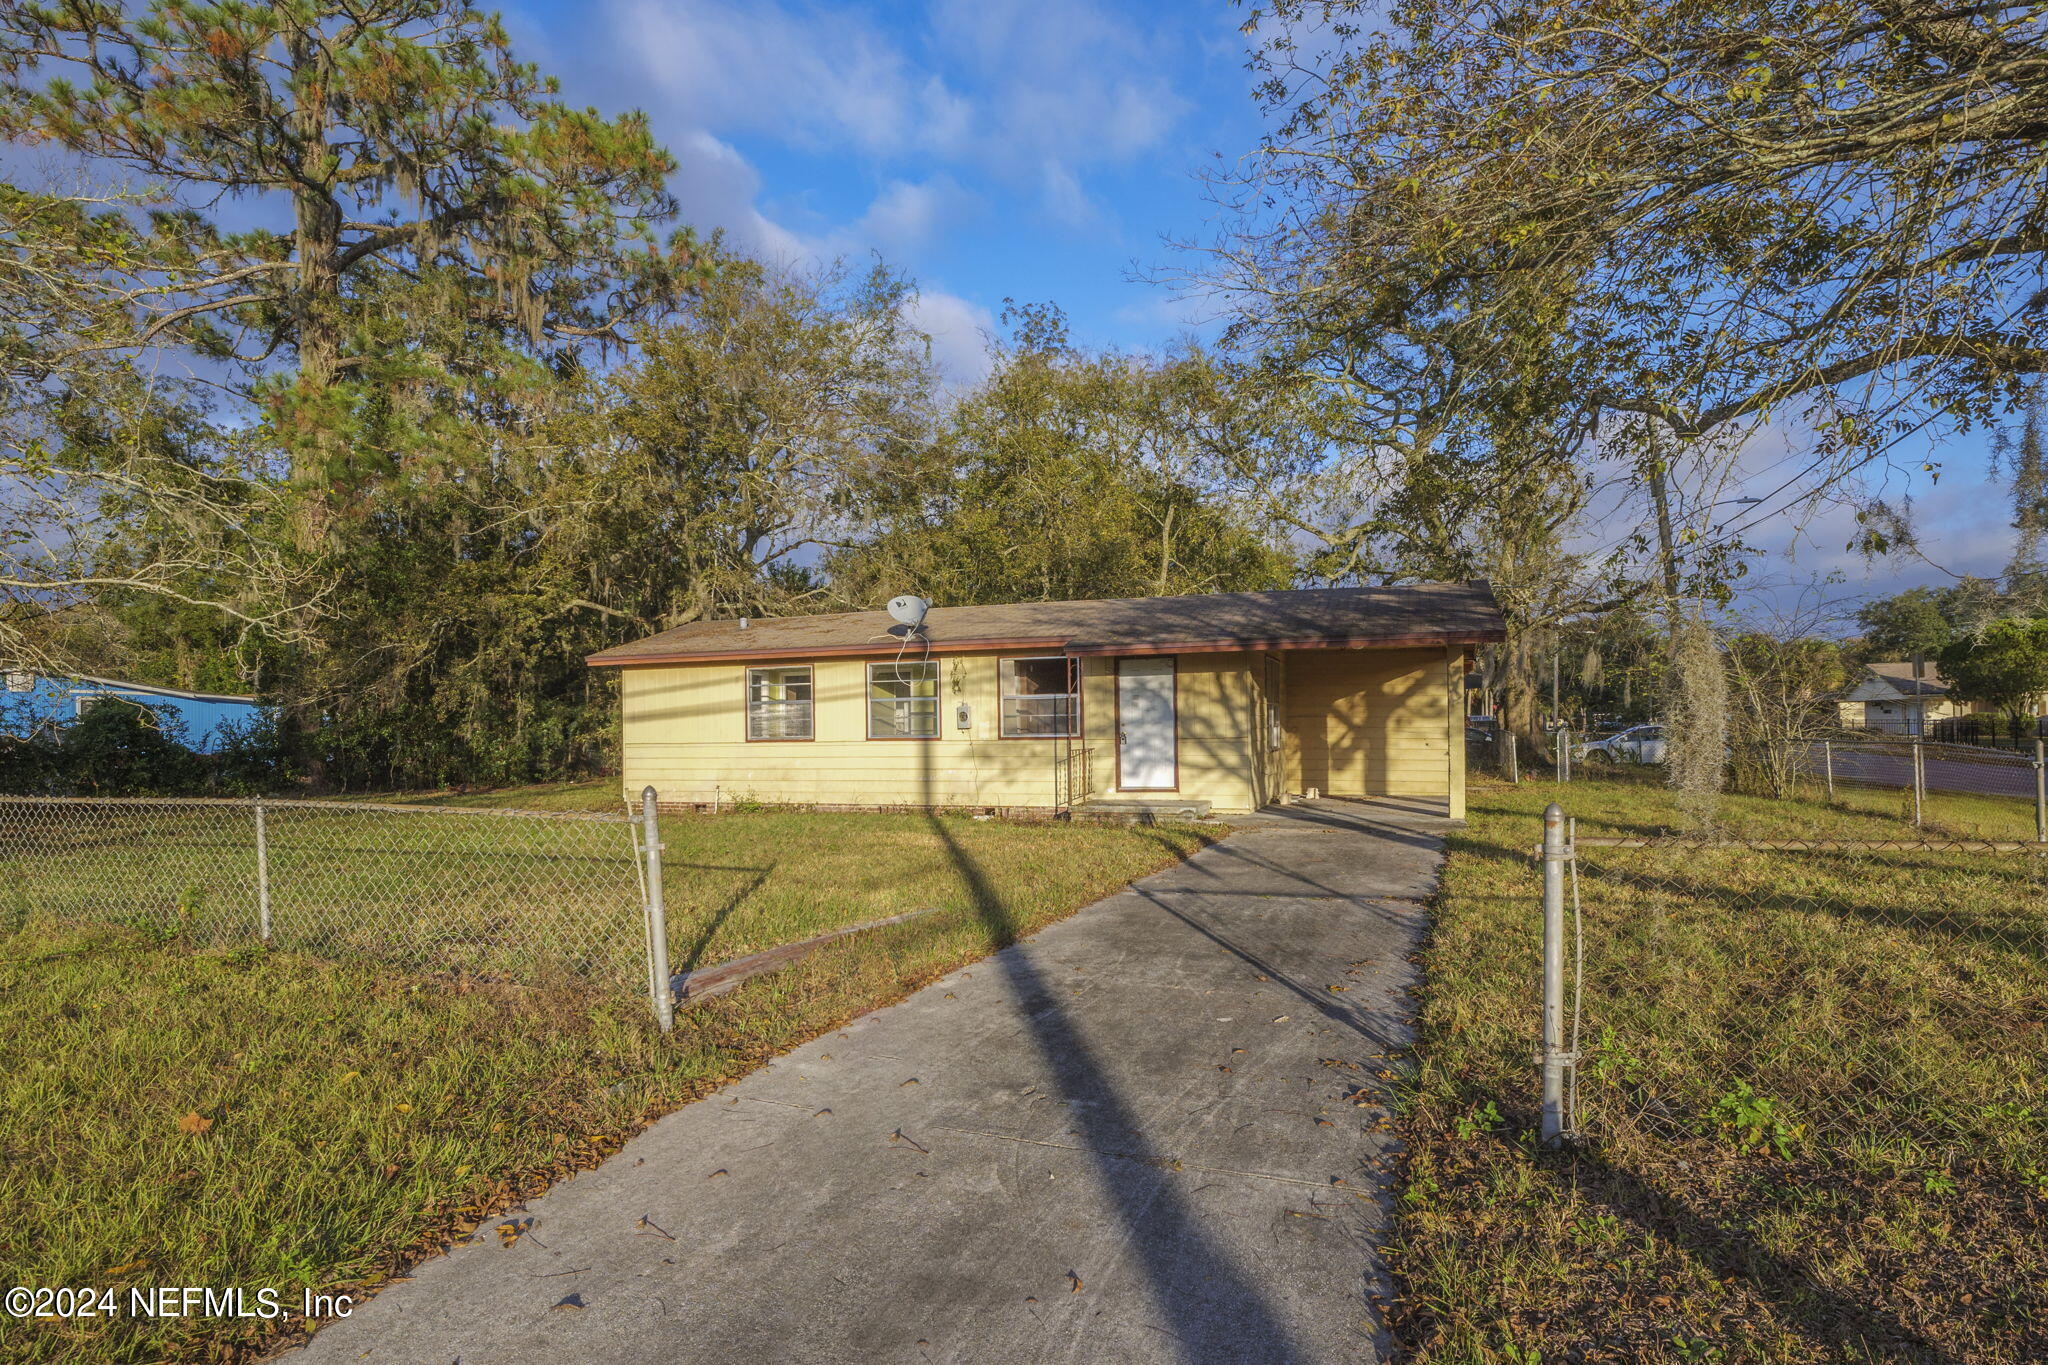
[1038,161,1101,230]
[856,175,982,255]
[664,130,814,265]
[610,0,967,157]
[610,0,1188,178]
[902,290,995,388]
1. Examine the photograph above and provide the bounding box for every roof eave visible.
[586,627,1506,668]
[585,635,1070,668]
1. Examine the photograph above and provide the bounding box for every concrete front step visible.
[1070,796,1214,823]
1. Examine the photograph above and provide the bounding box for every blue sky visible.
[491,0,2022,620]
[505,0,1266,384]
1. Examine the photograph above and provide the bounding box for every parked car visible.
[1575,723,1666,764]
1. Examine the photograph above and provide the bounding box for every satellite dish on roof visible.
[886,595,930,629]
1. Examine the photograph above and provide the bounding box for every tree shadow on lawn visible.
[667,861,777,978]
[1579,862,2048,958]
[1447,1114,1970,1364]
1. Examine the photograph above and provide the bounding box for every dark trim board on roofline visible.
[587,631,1503,669]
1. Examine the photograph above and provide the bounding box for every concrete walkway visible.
[292,799,1449,1365]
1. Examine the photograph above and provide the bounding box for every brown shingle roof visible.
[586,582,1505,667]
[1865,661,1951,697]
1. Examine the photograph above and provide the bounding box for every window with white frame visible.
[5,670,32,693]
[867,660,939,738]
[746,666,813,740]
[999,656,1079,738]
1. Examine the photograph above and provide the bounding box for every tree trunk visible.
[287,27,342,485]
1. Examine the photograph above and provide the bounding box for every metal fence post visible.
[1506,732,1519,784]
[640,785,675,1032]
[1540,802,1569,1148]
[253,798,271,942]
[1911,735,1925,828]
[2034,739,2046,844]
[1823,740,1834,802]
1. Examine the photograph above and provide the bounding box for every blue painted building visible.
[1,670,269,753]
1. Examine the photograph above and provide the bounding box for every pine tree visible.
[0,1,702,485]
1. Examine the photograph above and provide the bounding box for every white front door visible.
[1117,658,1177,790]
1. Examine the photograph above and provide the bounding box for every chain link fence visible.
[0,796,666,1010]
[1812,732,2045,811]
[1534,804,2048,1187]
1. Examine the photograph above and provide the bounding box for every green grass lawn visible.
[0,808,1211,1364]
[1393,773,2048,1364]
[0,785,1176,996]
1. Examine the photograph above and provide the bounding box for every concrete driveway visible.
[291,799,1448,1365]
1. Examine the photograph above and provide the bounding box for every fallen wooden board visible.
[670,907,937,1003]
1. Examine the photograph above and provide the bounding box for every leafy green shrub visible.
[209,712,298,793]
[0,732,62,794]
[56,701,204,794]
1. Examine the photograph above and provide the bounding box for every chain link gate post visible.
[1539,802,1571,1147]
[2035,739,2046,845]
[253,798,272,942]
[1505,731,1519,784]
[1823,740,1834,802]
[1911,734,1925,828]
[640,786,675,1033]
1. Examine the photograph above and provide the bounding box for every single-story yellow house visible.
[586,583,1506,819]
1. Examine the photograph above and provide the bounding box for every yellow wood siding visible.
[1282,647,1454,802]
[621,653,1072,809]
[616,644,1456,814]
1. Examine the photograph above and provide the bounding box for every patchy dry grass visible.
[0,807,1211,1364]
[330,779,625,812]
[1392,772,2048,1364]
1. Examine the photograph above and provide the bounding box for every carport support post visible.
[1539,803,1569,1148]
[253,799,271,942]
[2034,740,2046,844]
[641,786,675,1033]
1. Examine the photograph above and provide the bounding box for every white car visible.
[1575,723,1666,765]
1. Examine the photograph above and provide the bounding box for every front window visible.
[868,661,938,738]
[1000,656,1079,738]
[746,666,813,740]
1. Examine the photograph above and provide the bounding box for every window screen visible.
[868,661,939,738]
[746,666,813,740]
[999,657,1079,737]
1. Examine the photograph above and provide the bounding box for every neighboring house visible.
[0,670,267,753]
[587,583,1507,819]
[1835,660,1989,736]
